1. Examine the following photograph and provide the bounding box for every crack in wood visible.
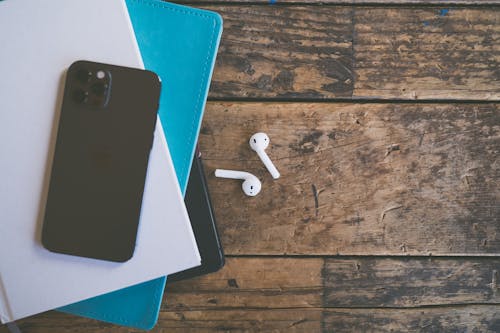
[419,132,426,146]
[385,143,400,157]
[289,318,308,327]
[312,184,319,217]
[380,205,403,223]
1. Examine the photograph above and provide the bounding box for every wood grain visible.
[13,257,500,331]
[17,306,500,333]
[207,5,355,99]
[14,309,322,333]
[158,309,322,332]
[323,258,500,307]
[13,257,500,332]
[163,257,500,309]
[199,102,500,255]
[157,307,500,332]
[354,8,500,100]
[203,6,500,100]
[322,306,500,333]
[163,258,323,310]
[182,1,500,4]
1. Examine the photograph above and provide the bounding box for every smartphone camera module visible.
[76,69,92,83]
[69,65,112,109]
[91,82,108,96]
[72,89,89,104]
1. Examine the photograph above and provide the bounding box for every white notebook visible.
[0,0,200,323]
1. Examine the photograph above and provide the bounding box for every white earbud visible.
[215,169,262,197]
[249,132,280,179]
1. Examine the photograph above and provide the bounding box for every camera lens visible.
[72,89,88,104]
[91,82,108,95]
[76,69,92,83]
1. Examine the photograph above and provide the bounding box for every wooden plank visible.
[323,306,500,332]
[207,5,355,99]
[13,257,500,331]
[201,6,500,100]
[158,306,500,332]
[163,258,324,309]
[323,258,500,307]
[354,8,500,100]
[163,257,500,309]
[157,309,322,332]
[13,309,322,333]
[199,102,500,255]
[16,307,500,332]
[182,1,500,5]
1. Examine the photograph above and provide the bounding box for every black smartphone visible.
[169,150,225,281]
[42,60,161,262]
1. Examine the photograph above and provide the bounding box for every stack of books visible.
[0,0,223,329]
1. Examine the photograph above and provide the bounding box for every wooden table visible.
[5,1,500,332]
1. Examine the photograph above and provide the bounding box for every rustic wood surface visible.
[17,307,500,333]
[184,0,500,4]
[163,257,500,309]
[207,5,355,99]
[14,258,500,331]
[200,102,499,255]
[4,2,500,333]
[353,8,500,100]
[204,6,500,100]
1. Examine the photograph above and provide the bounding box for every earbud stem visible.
[215,169,252,180]
[215,169,262,196]
[256,150,280,179]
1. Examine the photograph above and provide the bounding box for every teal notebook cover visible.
[58,0,222,329]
